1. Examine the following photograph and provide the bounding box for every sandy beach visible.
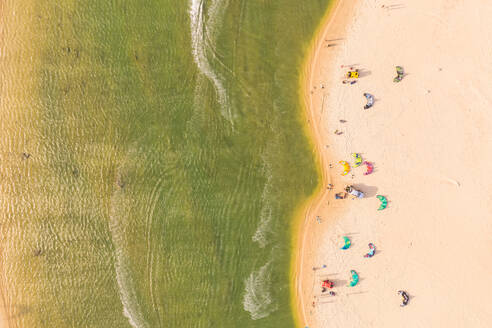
[296,0,492,327]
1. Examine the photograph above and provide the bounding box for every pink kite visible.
[363,161,373,175]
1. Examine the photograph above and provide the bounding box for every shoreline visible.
[292,0,358,326]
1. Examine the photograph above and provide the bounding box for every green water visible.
[0,0,330,326]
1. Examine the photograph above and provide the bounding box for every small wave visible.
[243,260,278,320]
[109,159,149,328]
[252,145,279,248]
[110,219,149,328]
[252,205,272,248]
[189,0,234,124]
[252,163,274,247]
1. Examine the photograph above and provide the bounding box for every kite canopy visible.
[339,160,350,176]
[346,70,359,79]
[322,280,334,289]
[352,153,362,167]
[398,290,409,307]
[363,161,373,175]
[377,195,388,210]
[349,270,359,287]
[394,66,404,82]
[364,243,376,258]
[341,236,351,250]
[363,93,374,109]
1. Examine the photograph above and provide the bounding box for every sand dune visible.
[297,0,492,327]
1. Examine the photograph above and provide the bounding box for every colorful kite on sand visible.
[394,66,405,82]
[364,243,376,258]
[398,290,410,307]
[377,195,388,210]
[363,93,374,109]
[349,270,359,287]
[339,160,350,176]
[352,153,362,167]
[341,236,351,250]
[363,161,373,175]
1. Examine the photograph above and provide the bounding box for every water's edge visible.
[290,0,342,326]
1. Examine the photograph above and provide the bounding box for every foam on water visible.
[252,118,284,247]
[243,260,278,320]
[189,0,234,124]
[251,204,273,248]
[252,158,274,248]
[109,174,149,328]
[144,177,165,327]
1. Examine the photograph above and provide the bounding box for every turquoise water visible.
[0,0,330,326]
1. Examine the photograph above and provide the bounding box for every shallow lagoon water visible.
[0,0,330,326]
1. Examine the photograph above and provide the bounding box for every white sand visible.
[297,0,492,327]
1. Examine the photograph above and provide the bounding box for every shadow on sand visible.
[353,183,378,197]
